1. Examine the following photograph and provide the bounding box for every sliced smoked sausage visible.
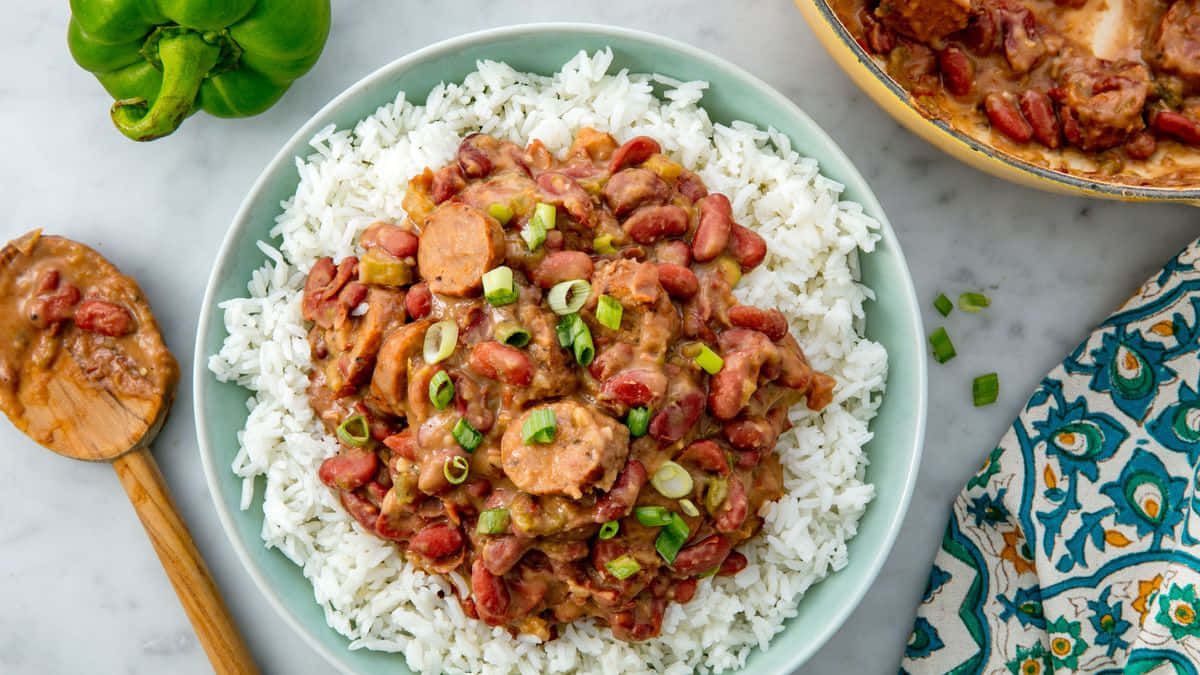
[417,202,505,296]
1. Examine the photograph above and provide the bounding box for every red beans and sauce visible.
[303,129,835,642]
[830,0,1200,184]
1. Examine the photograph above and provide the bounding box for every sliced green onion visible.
[592,234,618,255]
[452,418,482,453]
[423,320,459,364]
[626,407,651,438]
[548,280,591,315]
[443,455,470,484]
[598,520,620,540]
[651,461,694,499]
[336,414,371,447]
[556,314,575,347]
[693,344,724,375]
[705,477,728,514]
[487,202,514,226]
[495,320,531,348]
[933,293,953,317]
[522,220,547,251]
[959,292,991,313]
[531,202,557,230]
[522,408,557,445]
[482,266,518,306]
[428,370,454,410]
[605,554,641,580]
[655,514,690,564]
[477,508,510,534]
[973,373,999,407]
[596,295,623,330]
[679,499,700,518]
[571,319,594,366]
[635,505,674,527]
[929,327,956,364]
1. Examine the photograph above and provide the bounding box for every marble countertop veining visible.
[2,2,1196,673]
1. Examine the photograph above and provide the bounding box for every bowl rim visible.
[193,21,928,674]
[797,0,1200,202]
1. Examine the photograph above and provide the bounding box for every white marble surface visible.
[2,2,1197,673]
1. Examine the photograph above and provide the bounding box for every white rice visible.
[209,50,887,674]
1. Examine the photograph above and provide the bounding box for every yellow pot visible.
[795,0,1200,204]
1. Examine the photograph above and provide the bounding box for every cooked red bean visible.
[672,534,732,576]
[675,170,708,202]
[588,342,633,380]
[383,431,417,462]
[404,282,432,319]
[458,133,495,178]
[692,193,734,263]
[536,172,594,227]
[672,578,699,603]
[469,341,533,386]
[594,460,647,522]
[649,389,706,443]
[471,558,510,625]
[727,224,767,270]
[1152,111,1200,146]
[1019,90,1060,149]
[340,490,380,531]
[734,449,762,469]
[984,92,1033,143]
[938,47,974,97]
[728,305,788,341]
[318,450,379,490]
[482,536,532,575]
[723,416,778,452]
[1125,130,1158,159]
[74,300,135,337]
[365,481,389,506]
[29,284,80,327]
[532,251,594,288]
[622,205,689,244]
[714,476,749,532]
[678,440,730,475]
[431,164,466,203]
[361,222,419,258]
[608,136,661,173]
[410,523,465,559]
[654,240,692,267]
[717,551,748,577]
[603,168,669,217]
[601,368,666,407]
[36,269,60,293]
[656,263,699,300]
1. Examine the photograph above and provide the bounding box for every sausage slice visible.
[417,202,505,297]
[500,400,630,499]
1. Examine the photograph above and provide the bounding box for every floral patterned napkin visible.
[901,238,1200,675]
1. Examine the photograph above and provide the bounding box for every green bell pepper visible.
[68,0,331,141]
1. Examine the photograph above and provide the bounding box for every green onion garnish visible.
[634,505,674,527]
[336,414,371,447]
[556,314,575,347]
[443,455,470,485]
[487,202,513,226]
[596,295,623,330]
[571,319,594,366]
[655,514,690,564]
[598,520,620,540]
[973,373,999,407]
[693,344,724,375]
[495,320,531,348]
[428,370,454,410]
[651,461,694,499]
[679,499,700,518]
[959,292,991,313]
[605,554,641,580]
[522,220,547,251]
[452,418,482,452]
[548,279,591,315]
[481,266,518,306]
[522,408,557,445]
[423,320,459,364]
[929,327,956,364]
[477,507,510,534]
[705,477,728,514]
[593,234,618,255]
[626,407,651,438]
[934,293,953,317]
[531,202,557,231]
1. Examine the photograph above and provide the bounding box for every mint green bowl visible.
[194,23,927,674]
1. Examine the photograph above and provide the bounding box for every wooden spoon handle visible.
[113,447,259,674]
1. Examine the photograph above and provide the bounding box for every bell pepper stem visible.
[111,32,221,142]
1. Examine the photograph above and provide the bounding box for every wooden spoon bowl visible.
[0,231,257,674]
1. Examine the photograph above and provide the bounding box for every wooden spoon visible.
[0,231,257,674]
